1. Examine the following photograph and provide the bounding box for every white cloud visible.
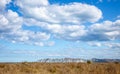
[104,42,120,49]
[32,32,50,41]
[13,50,37,54]
[0,0,120,47]
[23,18,88,44]
[16,1,102,24]
[0,10,23,32]
[42,19,120,41]
[15,0,102,41]
[16,0,49,7]
[46,24,86,40]
[0,0,11,10]
[34,42,44,47]
[88,42,102,47]
[4,29,50,46]
[86,20,120,41]
[24,18,87,41]
[0,10,50,46]
[24,17,120,42]
[0,14,9,26]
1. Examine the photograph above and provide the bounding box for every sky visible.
[0,0,120,62]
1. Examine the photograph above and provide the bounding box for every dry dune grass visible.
[0,62,120,74]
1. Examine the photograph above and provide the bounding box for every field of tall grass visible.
[0,62,120,74]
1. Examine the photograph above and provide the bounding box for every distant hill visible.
[92,58,120,63]
[37,58,120,63]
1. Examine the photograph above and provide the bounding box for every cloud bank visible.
[0,0,120,47]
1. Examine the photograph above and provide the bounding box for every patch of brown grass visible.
[0,62,120,74]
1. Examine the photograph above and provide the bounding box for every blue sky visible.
[0,0,120,62]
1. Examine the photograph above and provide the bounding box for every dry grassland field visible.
[0,62,120,74]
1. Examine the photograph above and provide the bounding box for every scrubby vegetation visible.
[0,62,120,74]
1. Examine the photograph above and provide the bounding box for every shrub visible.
[114,61,119,64]
[87,60,92,64]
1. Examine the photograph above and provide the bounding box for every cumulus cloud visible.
[0,10,23,39]
[16,0,49,7]
[104,42,120,49]
[34,41,55,47]
[0,0,119,47]
[0,10,50,46]
[81,20,120,41]
[24,18,87,41]
[0,10,23,31]
[14,0,103,42]
[0,0,11,10]
[14,0,103,41]
[0,10,23,41]
[16,0,102,24]
[88,42,102,47]
[44,24,86,40]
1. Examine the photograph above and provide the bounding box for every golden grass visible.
[0,62,120,74]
